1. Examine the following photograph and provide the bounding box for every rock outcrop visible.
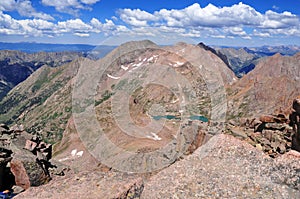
[227,97,300,158]
[142,134,300,198]
[0,124,54,194]
[15,170,144,199]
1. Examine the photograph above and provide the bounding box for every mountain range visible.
[0,40,299,198]
[0,41,299,142]
[0,50,85,100]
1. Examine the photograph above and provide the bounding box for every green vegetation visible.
[95,90,114,106]
[114,79,128,90]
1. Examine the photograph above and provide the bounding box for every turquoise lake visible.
[152,115,208,122]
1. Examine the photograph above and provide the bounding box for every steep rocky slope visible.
[212,45,300,77]
[228,52,300,120]
[0,50,84,100]
[0,40,235,144]
[0,58,84,143]
[72,40,235,173]
[215,47,261,76]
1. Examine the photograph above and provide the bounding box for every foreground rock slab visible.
[142,134,300,198]
[14,170,143,199]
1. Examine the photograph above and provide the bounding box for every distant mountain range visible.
[0,43,117,100]
[0,42,116,57]
[1,42,299,56]
[211,45,300,77]
[212,45,300,56]
[0,42,96,53]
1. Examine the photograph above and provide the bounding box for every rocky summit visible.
[0,40,299,198]
[142,134,300,198]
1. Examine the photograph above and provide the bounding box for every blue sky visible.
[0,0,300,46]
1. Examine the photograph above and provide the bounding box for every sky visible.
[0,0,300,46]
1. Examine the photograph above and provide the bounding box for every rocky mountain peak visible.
[228,52,300,119]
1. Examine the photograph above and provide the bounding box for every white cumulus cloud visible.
[74,32,90,37]
[119,8,158,26]
[117,2,300,41]
[0,0,53,20]
[42,0,100,15]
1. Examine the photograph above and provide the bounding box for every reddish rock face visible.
[228,53,300,119]
[10,153,51,189]
[10,159,30,190]
[259,115,276,123]
[24,140,37,152]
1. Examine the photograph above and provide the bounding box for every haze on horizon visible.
[0,0,300,47]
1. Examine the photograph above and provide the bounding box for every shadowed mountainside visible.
[0,50,85,100]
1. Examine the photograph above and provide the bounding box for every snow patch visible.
[176,61,184,66]
[136,62,143,67]
[121,65,128,71]
[71,149,77,156]
[146,132,162,141]
[0,80,8,85]
[76,151,83,157]
[171,98,179,103]
[107,74,120,79]
[129,62,143,72]
[147,56,154,62]
[58,157,70,162]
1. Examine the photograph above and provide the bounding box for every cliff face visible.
[215,47,261,76]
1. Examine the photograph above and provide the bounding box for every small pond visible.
[152,115,208,122]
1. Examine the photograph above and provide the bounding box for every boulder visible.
[248,118,262,129]
[11,185,25,195]
[10,151,50,189]
[24,140,38,152]
[292,134,300,152]
[259,115,276,123]
[265,122,286,130]
[0,123,55,195]
[10,159,31,190]
[14,171,144,199]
